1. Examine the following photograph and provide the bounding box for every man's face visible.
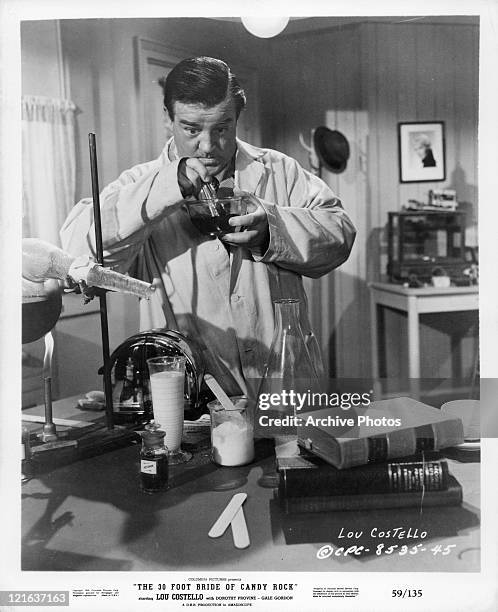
[171,96,238,177]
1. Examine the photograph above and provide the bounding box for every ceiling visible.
[214,15,479,37]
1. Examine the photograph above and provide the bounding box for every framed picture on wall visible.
[398,121,446,182]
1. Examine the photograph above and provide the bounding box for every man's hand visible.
[178,158,214,198]
[220,191,269,251]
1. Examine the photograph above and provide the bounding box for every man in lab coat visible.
[61,56,356,396]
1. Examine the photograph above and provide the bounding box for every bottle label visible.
[141,459,157,475]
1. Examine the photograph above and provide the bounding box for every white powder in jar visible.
[211,410,255,466]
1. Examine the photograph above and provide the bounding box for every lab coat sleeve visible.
[254,155,356,278]
[60,159,184,273]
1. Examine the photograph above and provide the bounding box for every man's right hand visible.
[178,157,213,198]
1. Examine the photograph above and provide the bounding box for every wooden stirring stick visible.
[204,374,236,411]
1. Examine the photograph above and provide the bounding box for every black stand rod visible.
[89,132,114,431]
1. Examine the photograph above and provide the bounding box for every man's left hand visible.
[220,191,269,251]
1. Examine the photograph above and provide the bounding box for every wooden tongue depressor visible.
[231,506,250,549]
[204,374,236,411]
[208,493,247,538]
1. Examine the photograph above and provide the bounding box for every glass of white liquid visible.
[147,356,192,464]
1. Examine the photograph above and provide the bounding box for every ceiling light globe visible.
[241,16,289,38]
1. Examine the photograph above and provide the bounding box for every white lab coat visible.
[61,139,356,395]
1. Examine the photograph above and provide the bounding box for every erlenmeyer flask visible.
[256,298,320,457]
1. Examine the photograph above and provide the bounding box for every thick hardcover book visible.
[277,451,449,497]
[279,475,463,514]
[297,396,464,469]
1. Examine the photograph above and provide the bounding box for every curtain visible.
[22,95,76,245]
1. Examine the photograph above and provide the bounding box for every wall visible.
[22,17,272,403]
[361,21,479,271]
[21,21,95,404]
[21,21,65,98]
[265,19,479,378]
[20,20,136,401]
[360,20,479,379]
[60,18,270,200]
[21,21,61,405]
[58,17,271,357]
[22,17,479,397]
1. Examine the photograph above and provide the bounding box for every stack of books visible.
[277,397,465,513]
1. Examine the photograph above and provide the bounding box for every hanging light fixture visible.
[241,16,289,38]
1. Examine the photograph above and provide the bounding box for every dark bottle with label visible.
[140,421,169,493]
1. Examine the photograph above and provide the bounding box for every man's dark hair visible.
[161,57,246,120]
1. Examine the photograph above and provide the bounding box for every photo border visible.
[398,121,446,183]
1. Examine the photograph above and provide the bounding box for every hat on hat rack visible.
[299,126,350,177]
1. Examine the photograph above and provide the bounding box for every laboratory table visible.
[21,398,480,573]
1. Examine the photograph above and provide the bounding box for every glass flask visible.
[140,421,169,493]
[256,298,320,457]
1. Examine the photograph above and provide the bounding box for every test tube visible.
[199,182,218,200]
[86,265,155,299]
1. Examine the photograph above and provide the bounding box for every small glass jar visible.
[140,421,169,493]
[208,396,255,467]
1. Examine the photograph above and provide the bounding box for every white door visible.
[303,110,369,377]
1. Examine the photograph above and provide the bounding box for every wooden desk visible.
[369,282,478,379]
[21,400,480,573]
